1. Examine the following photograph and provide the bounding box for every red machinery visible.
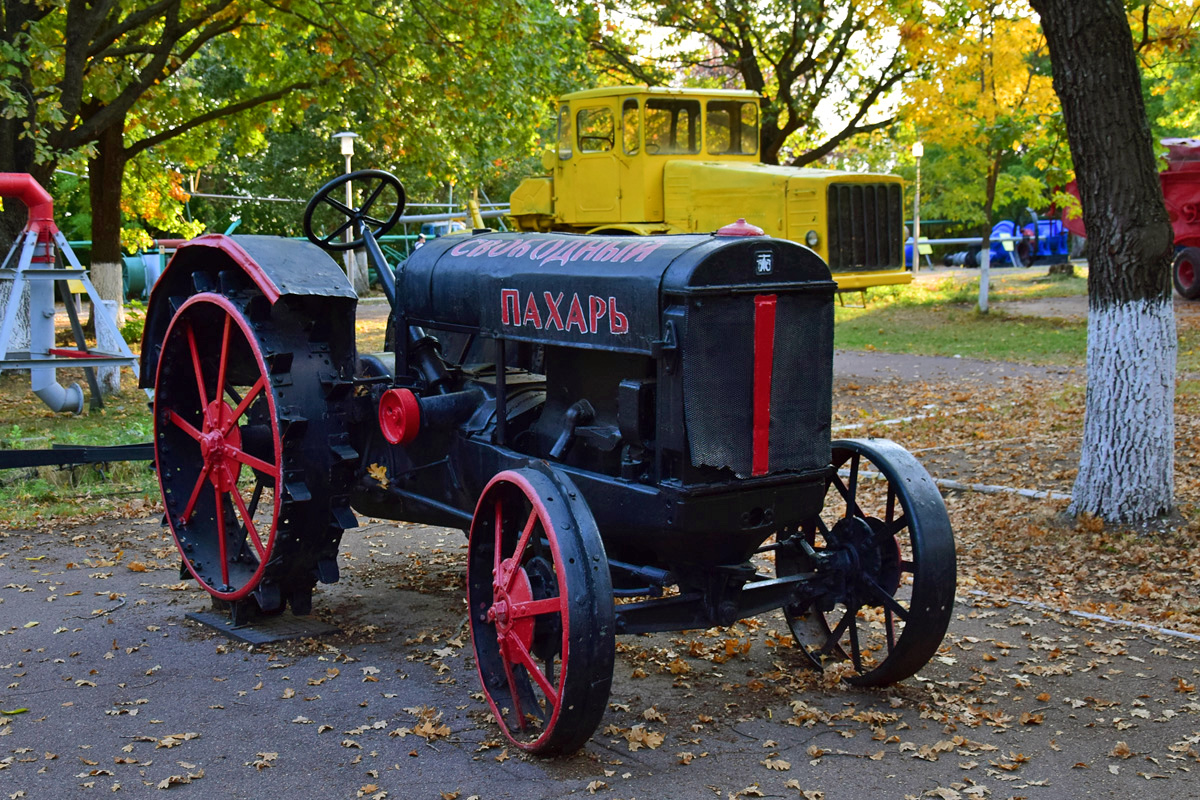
[1062,138,1200,299]
[0,174,139,411]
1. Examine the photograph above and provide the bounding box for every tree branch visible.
[124,81,315,158]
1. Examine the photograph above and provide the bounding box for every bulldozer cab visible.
[552,87,760,229]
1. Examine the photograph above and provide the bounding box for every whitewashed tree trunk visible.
[1071,300,1175,520]
[1034,0,1178,524]
[90,260,124,396]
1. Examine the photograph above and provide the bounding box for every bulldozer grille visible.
[826,183,904,272]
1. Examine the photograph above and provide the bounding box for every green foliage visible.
[3,0,590,248]
[120,301,146,347]
[586,0,921,166]
[902,4,1062,228]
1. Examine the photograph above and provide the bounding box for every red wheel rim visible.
[155,293,282,600]
[469,470,571,751]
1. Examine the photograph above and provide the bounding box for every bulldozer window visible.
[622,99,640,155]
[577,106,615,153]
[645,99,700,155]
[706,100,758,156]
[558,104,572,160]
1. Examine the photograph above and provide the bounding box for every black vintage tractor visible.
[141,170,956,755]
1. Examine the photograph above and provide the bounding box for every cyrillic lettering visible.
[588,296,606,334]
[608,296,629,334]
[565,293,588,333]
[522,293,543,328]
[500,289,519,325]
[543,292,566,331]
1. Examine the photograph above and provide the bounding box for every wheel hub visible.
[490,559,534,650]
[200,400,243,492]
[825,515,898,606]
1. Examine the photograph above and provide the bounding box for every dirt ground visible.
[2,287,1199,799]
[1,509,1198,800]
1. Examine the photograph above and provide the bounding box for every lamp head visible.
[333,131,359,157]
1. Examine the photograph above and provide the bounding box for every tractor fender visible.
[139,234,356,387]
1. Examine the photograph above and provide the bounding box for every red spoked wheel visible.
[467,467,614,755]
[776,439,956,686]
[154,287,356,614]
[1174,247,1200,300]
[155,293,284,602]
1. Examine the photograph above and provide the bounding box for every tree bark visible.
[1031,0,1176,522]
[87,115,128,396]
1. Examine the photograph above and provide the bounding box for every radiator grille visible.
[826,183,904,272]
[681,293,832,479]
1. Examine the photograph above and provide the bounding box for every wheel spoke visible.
[168,410,203,441]
[847,453,860,517]
[860,573,909,621]
[247,479,264,519]
[508,596,561,619]
[500,649,527,730]
[830,473,865,520]
[877,512,909,541]
[507,635,559,708]
[223,376,266,434]
[216,314,231,407]
[321,194,354,215]
[886,483,896,523]
[214,486,230,587]
[504,509,539,591]
[360,181,387,214]
[186,323,209,408]
[180,463,211,524]
[230,485,265,557]
[848,612,863,672]
[885,607,897,650]
[226,444,279,477]
[818,608,855,657]
[362,214,388,227]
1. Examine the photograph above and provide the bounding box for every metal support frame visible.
[0,229,142,408]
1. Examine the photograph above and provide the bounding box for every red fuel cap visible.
[378,388,421,445]
[716,218,765,237]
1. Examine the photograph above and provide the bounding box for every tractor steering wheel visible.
[303,170,405,252]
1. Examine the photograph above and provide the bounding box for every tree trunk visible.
[0,1,50,252]
[1031,0,1176,523]
[87,116,128,396]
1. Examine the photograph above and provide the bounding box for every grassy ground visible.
[835,266,1200,374]
[2,267,1197,528]
[0,368,157,528]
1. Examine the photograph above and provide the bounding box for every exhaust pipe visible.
[27,269,83,414]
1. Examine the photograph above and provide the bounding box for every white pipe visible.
[832,407,971,432]
[27,260,83,414]
[965,589,1200,643]
[837,467,1071,501]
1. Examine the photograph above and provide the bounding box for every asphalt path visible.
[1,509,1197,799]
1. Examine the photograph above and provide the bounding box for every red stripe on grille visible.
[752,294,777,476]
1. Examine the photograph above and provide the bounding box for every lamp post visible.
[332,131,365,292]
[912,141,923,273]
[332,131,359,243]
